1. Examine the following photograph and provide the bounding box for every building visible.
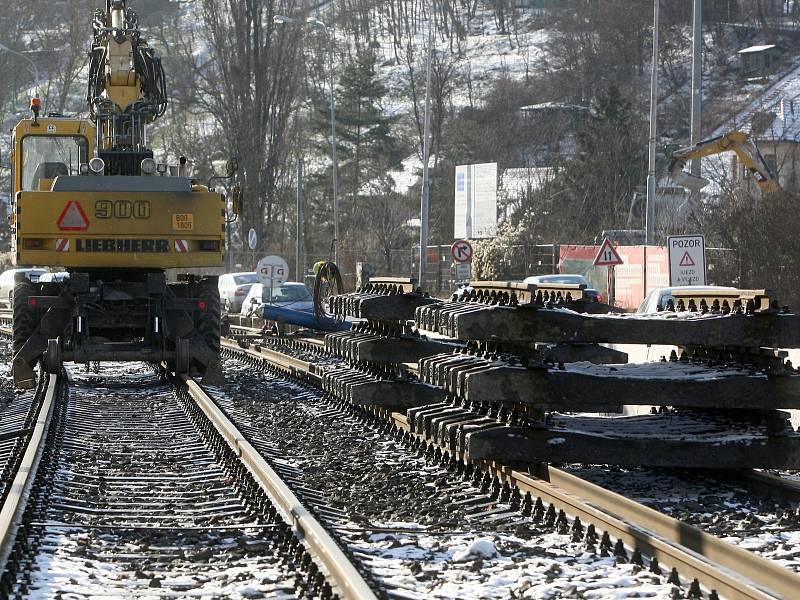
[738,44,784,75]
[705,61,800,193]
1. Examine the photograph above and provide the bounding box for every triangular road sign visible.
[56,201,89,231]
[593,237,623,266]
[679,251,695,267]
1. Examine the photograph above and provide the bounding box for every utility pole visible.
[645,0,660,246]
[296,158,305,281]
[690,0,703,180]
[417,2,434,289]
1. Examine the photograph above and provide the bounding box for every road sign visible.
[256,255,289,287]
[455,262,471,281]
[247,228,258,250]
[593,238,623,267]
[668,235,706,286]
[451,239,473,263]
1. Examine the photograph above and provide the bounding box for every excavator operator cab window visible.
[21,135,88,191]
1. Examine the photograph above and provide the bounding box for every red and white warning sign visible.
[56,201,89,231]
[55,238,70,252]
[174,239,189,253]
[667,235,706,286]
[451,239,473,264]
[593,238,623,267]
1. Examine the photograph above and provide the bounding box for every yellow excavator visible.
[667,130,780,193]
[8,0,240,387]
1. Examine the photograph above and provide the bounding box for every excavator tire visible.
[196,278,221,357]
[12,281,36,357]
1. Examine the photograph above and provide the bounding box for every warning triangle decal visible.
[56,201,89,231]
[679,251,695,267]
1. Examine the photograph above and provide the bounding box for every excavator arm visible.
[668,130,780,193]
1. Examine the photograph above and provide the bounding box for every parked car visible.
[241,282,314,318]
[0,268,48,307]
[636,285,737,314]
[218,272,259,313]
[522,273,603,302]
[38,272,70,283]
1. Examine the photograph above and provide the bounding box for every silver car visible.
[241,282,314,317]
[218,272,259,313]
[636,285,737,314]
[0,268,48,307]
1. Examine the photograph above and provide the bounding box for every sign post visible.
[593,237,624,306]
[247,228,258,270]
[451,239,473,283]
[256,255,289,305]
[667,234,706,286]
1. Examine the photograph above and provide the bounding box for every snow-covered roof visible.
[519,102,589,114]
[738,44,779,54]
[711,59,800,142]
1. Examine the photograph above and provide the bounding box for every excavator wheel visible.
[12,281,36,357]
[196,278,221,357]
[175,338,191,375]
[44,338,63,374]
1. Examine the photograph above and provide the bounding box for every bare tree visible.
[188,0,304,246]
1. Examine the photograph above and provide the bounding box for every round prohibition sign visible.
[451,239,473,264]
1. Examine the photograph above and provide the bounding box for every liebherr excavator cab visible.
[9,0,231,387]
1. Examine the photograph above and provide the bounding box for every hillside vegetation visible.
[1,0,799,298]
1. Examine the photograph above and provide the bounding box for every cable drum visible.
[312,262,344,330]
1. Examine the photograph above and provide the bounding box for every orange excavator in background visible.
[667,130,780,194]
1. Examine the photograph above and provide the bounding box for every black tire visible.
[12,281,36,356]
[196,278,221,356]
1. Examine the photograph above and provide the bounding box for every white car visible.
[241,282,314,317]
[0,268,48,307]
[636,286,737,314]
[218,272,259,313]
[522,273,603,302]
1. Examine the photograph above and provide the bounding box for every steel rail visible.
[0,373,59,573]
[180,373,376,600]
[511,465,797,600]
[222,337,800,600]
[738,470,800,502]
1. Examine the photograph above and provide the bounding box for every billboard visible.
[454,163,497,238]
[559,245,669,309]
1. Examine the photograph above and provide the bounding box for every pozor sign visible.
[667,235,706,286]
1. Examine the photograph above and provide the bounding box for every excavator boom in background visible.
[668,130,780,194]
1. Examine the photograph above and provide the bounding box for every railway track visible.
[3,300,800,597]
[0,358,376,599]
[224,333,800,600]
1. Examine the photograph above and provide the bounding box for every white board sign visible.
[454,163,497,239]
[256,255,289,287]
[667,235,706,286]
[247,228,258,250]
[455,262,471,281]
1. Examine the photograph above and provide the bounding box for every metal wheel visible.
[312,262,344,330]
[175,338,191,375]
[44,338,63,374]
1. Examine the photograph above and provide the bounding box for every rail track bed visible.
[0,360,378,599]
[225,330,800,599]
[214,353,688,599]
[564,465,800,572]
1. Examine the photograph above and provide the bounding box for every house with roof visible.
[738,44,784,75]
[704,61,800,194]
